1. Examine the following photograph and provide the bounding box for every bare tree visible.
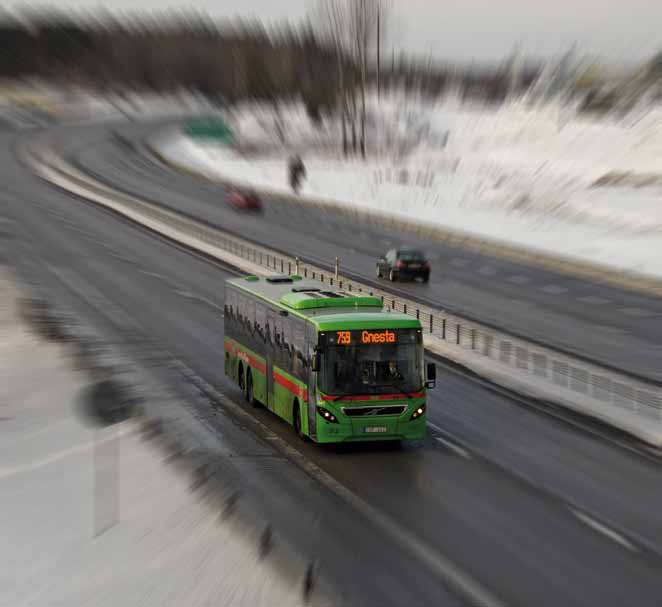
[313,0,387,159]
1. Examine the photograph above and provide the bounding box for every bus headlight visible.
[316,406,339,424]
[410,403,426,420]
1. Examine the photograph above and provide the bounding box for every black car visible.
[376,248,430,283]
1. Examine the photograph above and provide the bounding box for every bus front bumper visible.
[314,412,426,443]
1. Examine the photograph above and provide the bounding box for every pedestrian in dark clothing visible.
[288,154,306,194]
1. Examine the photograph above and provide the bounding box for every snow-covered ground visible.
[0,268,313,606]
[157,93,662,279]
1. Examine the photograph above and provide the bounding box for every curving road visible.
[3,119,662,606]
[49,120,662,381]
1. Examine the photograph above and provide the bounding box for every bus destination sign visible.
[335,330,397,345]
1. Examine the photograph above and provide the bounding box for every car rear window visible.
[398,251,424,261]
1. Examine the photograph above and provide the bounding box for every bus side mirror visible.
[311,351,321,372]
[425,362,436,389]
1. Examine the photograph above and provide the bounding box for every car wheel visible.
[389,269,396,282]
[376,265,382,278]
[422,272,430,284]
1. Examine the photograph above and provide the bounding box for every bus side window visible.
[255,301,266,342]
[236,294,243,328]
[225,288,233,321]
[291,318,305,375]
[246,299,255,336]
[282,318,293,363]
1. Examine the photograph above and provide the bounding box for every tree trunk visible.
[339,55,348,157]
[376,5,380,100]
[360,1,368,159]
[351,100,357,153]
[342,107,348,156]
[360,54,367,157]
[360,85,366,158]
[352,88,360,153]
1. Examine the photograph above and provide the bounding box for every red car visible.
[227,188,262,211]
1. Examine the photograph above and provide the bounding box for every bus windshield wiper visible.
[376,381,415,400]
[326,393,356,401]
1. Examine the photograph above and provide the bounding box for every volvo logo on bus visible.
[361,330,396,344]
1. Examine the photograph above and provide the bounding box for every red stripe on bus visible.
[320,392,424,402]
[273,371,307,400]
[225,342,266,374]
[248,357,267,374]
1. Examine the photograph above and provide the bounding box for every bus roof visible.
[312,312,421,332]
[226,275,420,330]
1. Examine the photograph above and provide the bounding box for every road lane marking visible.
[82,237,116,251]
[108,252,136,264]
[427,421,444,433]
[618,307,658,318]
[173,289,224,313]
[540,284,568,295]
[571,509,638,553]
[138,270,166,280]
[63,224,94,237]
[427,422,472,459]
[578,295,611,305]
[476,266,497,276]
[507,275,531,285]
[435,436,472,459]
[43,208,67,219]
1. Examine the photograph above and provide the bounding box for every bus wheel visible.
[238,364,245,392]
[246,370,258,408]
[293,401,306,441]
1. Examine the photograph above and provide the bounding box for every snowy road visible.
[5,122,662,606]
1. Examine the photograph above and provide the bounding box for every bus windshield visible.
[319,330,423,396]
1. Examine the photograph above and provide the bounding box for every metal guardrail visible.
[26,143,662,442]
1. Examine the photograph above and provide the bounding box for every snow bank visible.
[0,268,306,607]
[157,94,662,279]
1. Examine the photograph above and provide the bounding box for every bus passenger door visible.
[266,308,277,411]
[305,324,317,440]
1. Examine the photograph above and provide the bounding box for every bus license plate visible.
[409,264,420,269]
[364,426,388,433]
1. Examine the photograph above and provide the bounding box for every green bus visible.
[224,274,436,443]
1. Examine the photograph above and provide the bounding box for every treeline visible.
[0,11,541,111]
[0,12,339,112]
[376,55,541,102]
